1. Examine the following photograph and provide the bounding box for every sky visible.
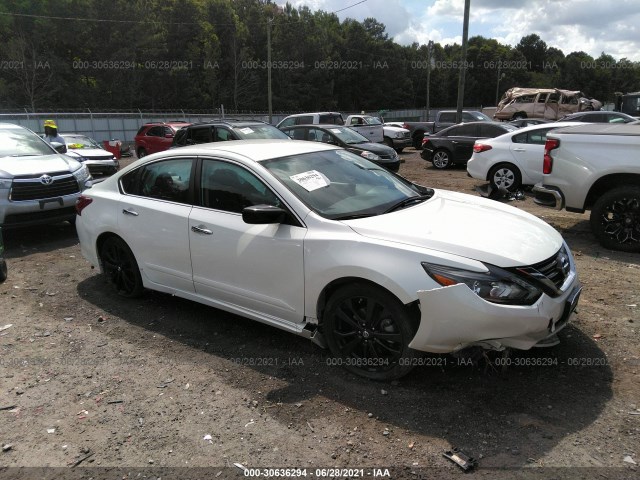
[278,0,640,61]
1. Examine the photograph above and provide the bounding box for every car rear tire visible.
[0,258,7,283]
[137,148,147,158]
[589,186,640,252]
[100,236,144,297]
[384,137,394,149]
[431,149,451,169]
[412,132,424,150]
[323,283,419,381]
[489,163,522,192]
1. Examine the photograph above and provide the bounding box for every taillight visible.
[473,143,492,153]
[402,123,409,129]
[543,138,560,174]
[422,137,429,146]
[76,195,93,215]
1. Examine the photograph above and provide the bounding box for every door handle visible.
[191,225,213,235]
[513,148,526,152]
[122,208,139,216]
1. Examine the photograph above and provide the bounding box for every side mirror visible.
[51,142,67,154]
[242,204,287,224]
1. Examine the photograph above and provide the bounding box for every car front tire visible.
[590,186,640,252]
[100,236,144,297]
[323,283,419,381]
[137,148,147,158]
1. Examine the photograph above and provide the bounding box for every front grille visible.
[3,206,76,226]
[531,250,569,290]
[402,131,410,139]
[11,174,80,201]
[511,246,572,297]
[86,164,117,176]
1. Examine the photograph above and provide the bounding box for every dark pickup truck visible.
[402,110,493,149]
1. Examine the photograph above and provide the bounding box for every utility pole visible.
[455,0,471,124]
[267,17,273,124]
[426,40,434,121]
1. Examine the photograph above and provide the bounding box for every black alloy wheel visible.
[324,284,419,381]
[590,187,640,252]
[100,236,144,297]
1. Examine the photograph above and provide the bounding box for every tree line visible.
[0,0,638,113]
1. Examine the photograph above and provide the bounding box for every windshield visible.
[262,149,424,219]
[233,124,290,140]
[331,126,370,144]
[0,128,56,157]
[470,112,492,121]
[63,135,101,149]
[363,116,382,125]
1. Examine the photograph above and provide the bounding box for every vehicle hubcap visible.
[494,168,515,189]
[433,152,448,168]
[601,196,640,244]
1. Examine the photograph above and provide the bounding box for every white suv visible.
[0,123,92,228]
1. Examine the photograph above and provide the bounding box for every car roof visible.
[183,120,269,128]
[144,139,339,162]
[563,111,632,119]
[282,124,347,129]
[510,121,589,134]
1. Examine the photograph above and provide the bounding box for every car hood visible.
[345,190,563,267]
[67,148,113,159]
[347,142,396,155]
[0,154,81,176]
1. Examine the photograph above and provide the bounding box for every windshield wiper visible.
[333,213,375,220]
[383,195,432,213]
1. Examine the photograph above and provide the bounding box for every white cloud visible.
[277,0,640,60]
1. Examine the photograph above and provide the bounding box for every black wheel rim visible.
[333,295,404,370]
[600,195,640,245]
[102,242,138,295]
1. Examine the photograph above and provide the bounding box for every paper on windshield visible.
[290,170,330,191]
[330,129,341,133]
[239,127,254,134]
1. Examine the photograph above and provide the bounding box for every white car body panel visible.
[76,139,580,359]
[118,196,195,293]
[189,205,306,324]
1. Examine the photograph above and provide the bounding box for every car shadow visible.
[77,275,613,469]
[2,222,78,258]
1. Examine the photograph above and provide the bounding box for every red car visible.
[134,121,190,158]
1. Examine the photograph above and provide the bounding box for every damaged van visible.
[494,88,601,121]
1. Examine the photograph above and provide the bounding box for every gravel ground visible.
[0,149,638,480]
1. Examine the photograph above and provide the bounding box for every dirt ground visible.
[0,149,638,480]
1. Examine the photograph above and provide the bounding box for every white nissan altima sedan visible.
[76,140,581,380]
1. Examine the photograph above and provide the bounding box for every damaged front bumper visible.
[409,279,581,353]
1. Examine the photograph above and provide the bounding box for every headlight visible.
[422,262,542,305]
[73,165,91,183]
[395,132,404,139]
[360,151,380,160]
[0,178,11,190]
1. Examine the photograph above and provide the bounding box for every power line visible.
[333,0,369,14]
